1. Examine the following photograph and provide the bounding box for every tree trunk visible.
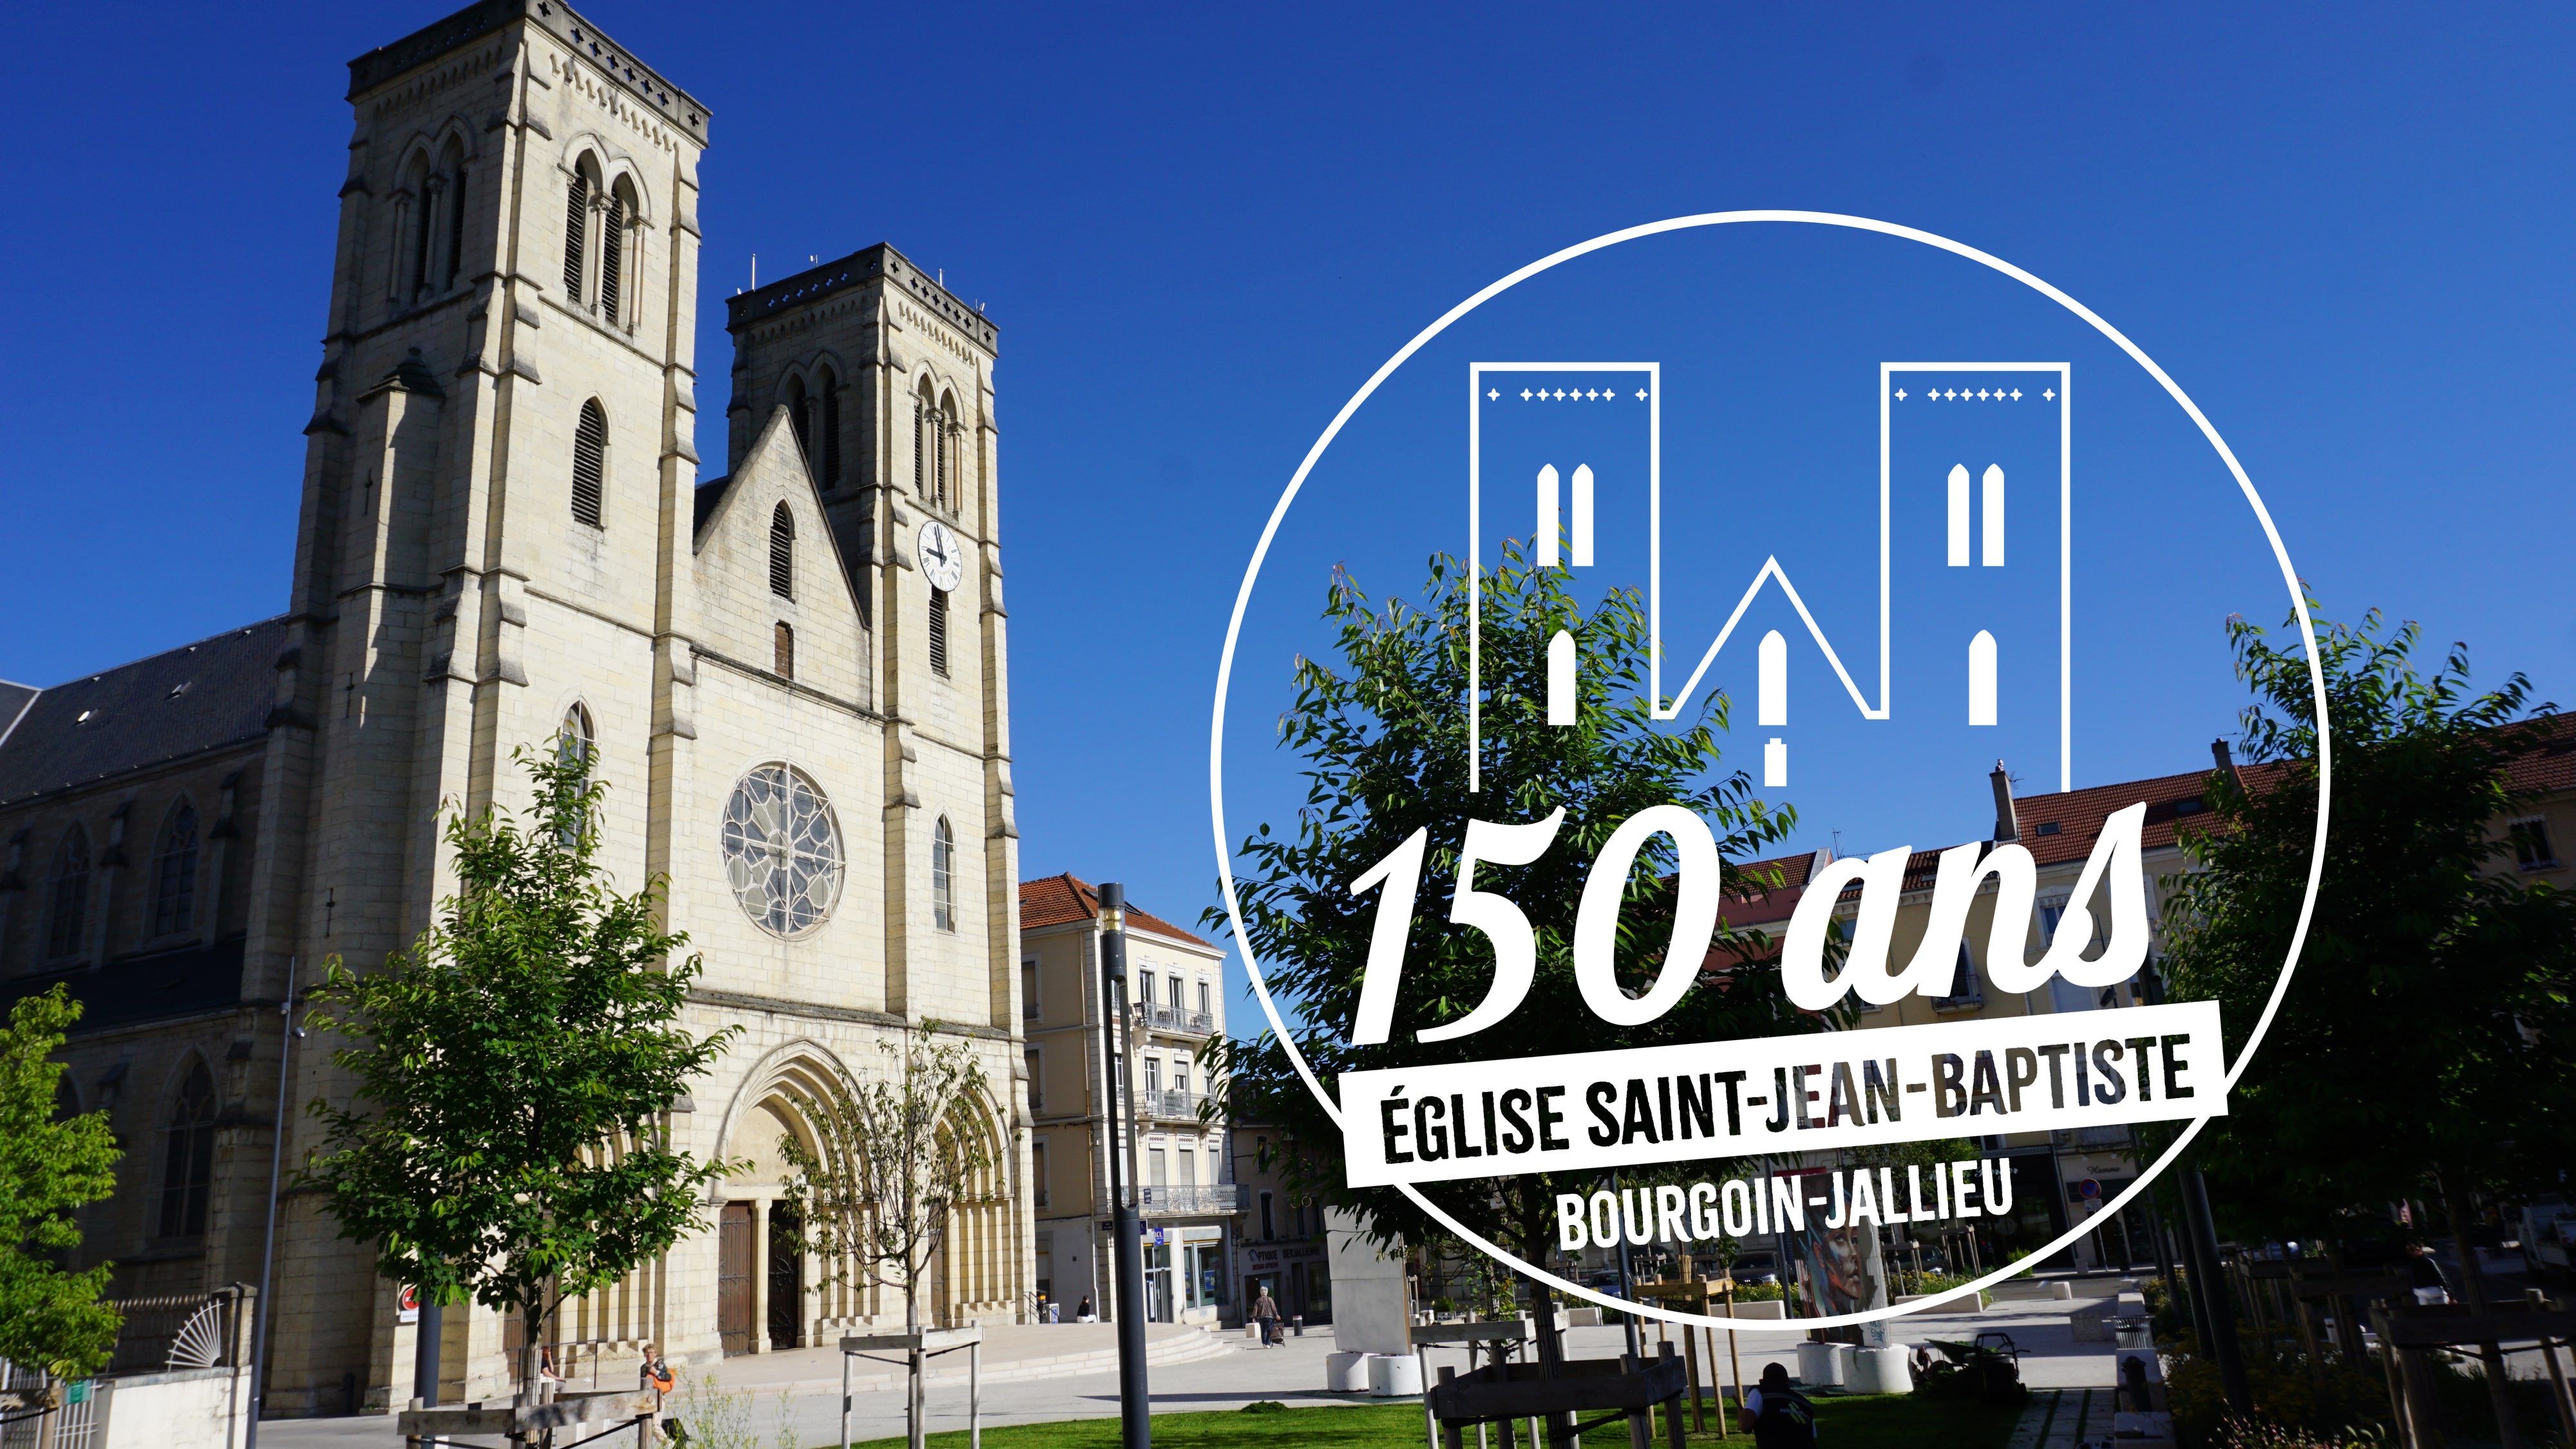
[1520,1182,1571,1449]
[907,1273,925,1449]
[2439,1167,2526,1449]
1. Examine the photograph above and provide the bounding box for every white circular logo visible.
[1209,213,2328,1329]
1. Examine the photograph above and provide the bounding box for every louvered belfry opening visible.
[768,504,795,599]
[600,190,625,325]
[408,158,435,299]
[928,588,949,676]
[563,169,589,301]
[444,148,469,288]
[819,369,841,487]
[784,375,811,461]
[571,399,607,527]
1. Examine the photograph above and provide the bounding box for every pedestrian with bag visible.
[1251,1285,1282,1346]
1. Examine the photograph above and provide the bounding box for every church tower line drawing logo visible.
[1467,360,2074,794]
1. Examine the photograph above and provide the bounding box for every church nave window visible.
[769,504,795,600]
[44,826,90,963]
[927,588,949,677]
[571,399,607,528]
[158,1061,218,1240]
[150,799,200,940]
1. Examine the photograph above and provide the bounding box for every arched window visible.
[817,367,842,488]
[602,176,637,328]
[44,826,90,961]
[927,589,950,677]
[769,504,795,600]
[556,705,595,844]
[151,800,200,939]
[558,704,594,768]
[931,817,956,931]
[158,1062,218,1239]
[571,399,607,528]
[774,621,795,680]
[784,374,811,463]
[563,154,600,303]
[441,139,469,289]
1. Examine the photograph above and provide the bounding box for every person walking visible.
[1251,1286,1282,1347]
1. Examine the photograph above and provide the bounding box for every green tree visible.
[1208,545,1819,1336]
[299,744,744,1392]
[2163,607,2576,1443]
[2164,609,2576,1227]
[775,1023,994,1449]
[0,985,122,1379]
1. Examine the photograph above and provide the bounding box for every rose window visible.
[721,764,843,936]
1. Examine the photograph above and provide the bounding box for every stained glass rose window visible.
[721,764,843,936]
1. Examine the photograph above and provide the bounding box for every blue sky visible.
[4,3,2571,1043]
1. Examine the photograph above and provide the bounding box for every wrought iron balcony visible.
[1133,1003,1217,1036]
[1144,1088,1213,1121]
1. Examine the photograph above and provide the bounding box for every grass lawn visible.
[833,1394,2025,1449]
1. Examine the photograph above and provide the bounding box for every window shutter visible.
[571,400,607,527]
[769,505,795,599]
[928,588,949,676]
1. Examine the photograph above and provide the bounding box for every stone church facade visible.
[0,0,1030,1416]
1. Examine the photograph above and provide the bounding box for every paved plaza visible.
[260,1278,2137,1449]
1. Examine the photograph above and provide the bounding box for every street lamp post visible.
[1099,884,1151,1449]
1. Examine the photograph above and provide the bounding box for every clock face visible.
[916,519,967,594]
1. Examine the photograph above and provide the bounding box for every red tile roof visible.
[1018,872,1215,949]
[2505,712,2576,796]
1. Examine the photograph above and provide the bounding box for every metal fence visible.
[0,1359,97,1449]
[100,1287,243,1378]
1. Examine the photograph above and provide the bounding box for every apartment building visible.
[1019,874,1245,1323]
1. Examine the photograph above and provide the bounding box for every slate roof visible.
[1019,872,1214,949]
[693,475,734,537]
[0,618,285,806]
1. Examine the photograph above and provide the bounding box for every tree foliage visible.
[2163,607,2576,1234]
[0,985,121,1379]
[1208,545,1820,1266]
[299,745,743,1376]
